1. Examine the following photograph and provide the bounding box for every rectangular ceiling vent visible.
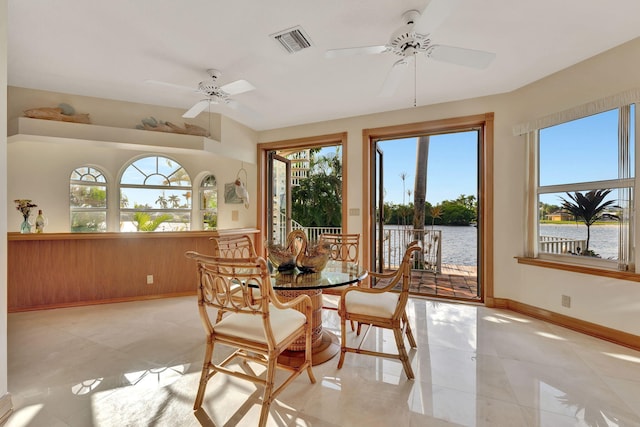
[271,26,313,54]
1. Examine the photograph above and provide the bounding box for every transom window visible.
[528,102,636,271]
[120,156,192,232]
[200,175,218,230]
[70,166,107,232]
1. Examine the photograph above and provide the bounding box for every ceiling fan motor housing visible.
[198,69,230,101]
[388,10,432,57]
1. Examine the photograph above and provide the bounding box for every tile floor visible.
[6,296,640,426]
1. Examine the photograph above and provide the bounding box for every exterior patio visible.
[373,263,480,301]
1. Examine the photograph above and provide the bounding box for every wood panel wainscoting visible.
[7,228,259,312]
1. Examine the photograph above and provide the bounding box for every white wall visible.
[1,0,10,415]
[7,88,258,232]
[258,37,640,337]
[6,37,640,338]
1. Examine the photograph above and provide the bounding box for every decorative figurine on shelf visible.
[35,209,46,233]
[14,199,37,234]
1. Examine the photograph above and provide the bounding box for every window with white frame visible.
[70,166,108,232]
[525,100,636,271]
[200,174,218,230]
[120,155,192,232]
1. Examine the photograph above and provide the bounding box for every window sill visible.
[516,256,640,282]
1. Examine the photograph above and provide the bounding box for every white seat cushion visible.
[213,305,306,344]
[344,291,398,318]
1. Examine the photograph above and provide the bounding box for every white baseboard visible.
[0,393,13,425]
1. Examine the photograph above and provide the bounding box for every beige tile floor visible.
[6,296,640,426]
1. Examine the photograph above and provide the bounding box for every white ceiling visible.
[8,0,640,131]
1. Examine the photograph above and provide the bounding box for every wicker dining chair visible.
[185,251,316,427]
[337,241,420,379]
[319,233,362,330]
[210,234,257,258]
[210,234,260,317]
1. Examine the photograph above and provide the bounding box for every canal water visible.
[386,223,619,266]
[539,223,619,259]
[386,225,478,266]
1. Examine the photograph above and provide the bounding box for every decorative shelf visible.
[8,117,222,154]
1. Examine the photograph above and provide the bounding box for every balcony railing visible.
[381,227,442,272]
[539,235,587,255]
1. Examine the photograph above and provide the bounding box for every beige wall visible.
[258,37,640,336]
[6,37,640,338]
[1,0,9,413]
[6,87,259,232]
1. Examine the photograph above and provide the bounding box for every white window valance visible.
[512,88,640,136]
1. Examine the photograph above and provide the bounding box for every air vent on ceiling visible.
[271,26,313,54]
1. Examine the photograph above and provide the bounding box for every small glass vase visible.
[20,217,31,234]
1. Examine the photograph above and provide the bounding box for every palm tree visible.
[133,212,172,231]
[559,189,620,254]
[399,172,407,205]
[430,205,443,230]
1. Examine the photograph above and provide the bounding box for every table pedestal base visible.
[278,331,339,367]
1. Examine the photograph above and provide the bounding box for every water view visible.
[386,223,619,267]
[386,225,478,266]
[540,223,619,259]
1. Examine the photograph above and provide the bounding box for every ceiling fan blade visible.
[227,99,260,119]
[220,79,256,96]
[325,45,387,59]
[413,0,462,34]
[182,100,211,118]
[144,79,196,93]
[429,45,495,69]
[379,58,410,97]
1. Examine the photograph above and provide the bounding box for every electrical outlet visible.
[561,294,571,308]
[147,275,154,285]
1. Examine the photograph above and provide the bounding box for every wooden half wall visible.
[7,229,258,312]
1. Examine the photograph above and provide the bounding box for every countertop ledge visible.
[8,228,259,241]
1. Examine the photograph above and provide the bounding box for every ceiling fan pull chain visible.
[413,55,417,107]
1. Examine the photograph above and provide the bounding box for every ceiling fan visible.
[325,0,495,97]
[146,68,256,118]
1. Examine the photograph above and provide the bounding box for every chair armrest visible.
[357,270,401,293]
[270,292,312,312]
[368,270,397,280]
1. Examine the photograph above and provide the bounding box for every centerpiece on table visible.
[266,230,330,273]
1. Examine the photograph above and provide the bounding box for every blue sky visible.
[377,132,478,205]
[319,107,631,207]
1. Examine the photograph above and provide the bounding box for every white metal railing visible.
[298,226,343,242]
[381,227,442,273]
[273,212,341,244]
[539,235,587,255]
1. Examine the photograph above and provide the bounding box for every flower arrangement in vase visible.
[14,199,37,234]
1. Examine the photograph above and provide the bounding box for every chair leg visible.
[194,338,214,410]
[258,356,277,427]
[305,321,316,383]
[393,326,415,379]
[337,313,347,369]
[403,312,417,348]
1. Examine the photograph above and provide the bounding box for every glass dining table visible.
[270,260,368,366]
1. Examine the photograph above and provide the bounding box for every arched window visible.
[70,166,108,232]
[120,156,192,232]
[200,174,218,230]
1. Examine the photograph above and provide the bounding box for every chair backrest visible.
[210,235,257,258]
[185,251,277,342]
[379,241,421,318]
[320,233,360,263]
